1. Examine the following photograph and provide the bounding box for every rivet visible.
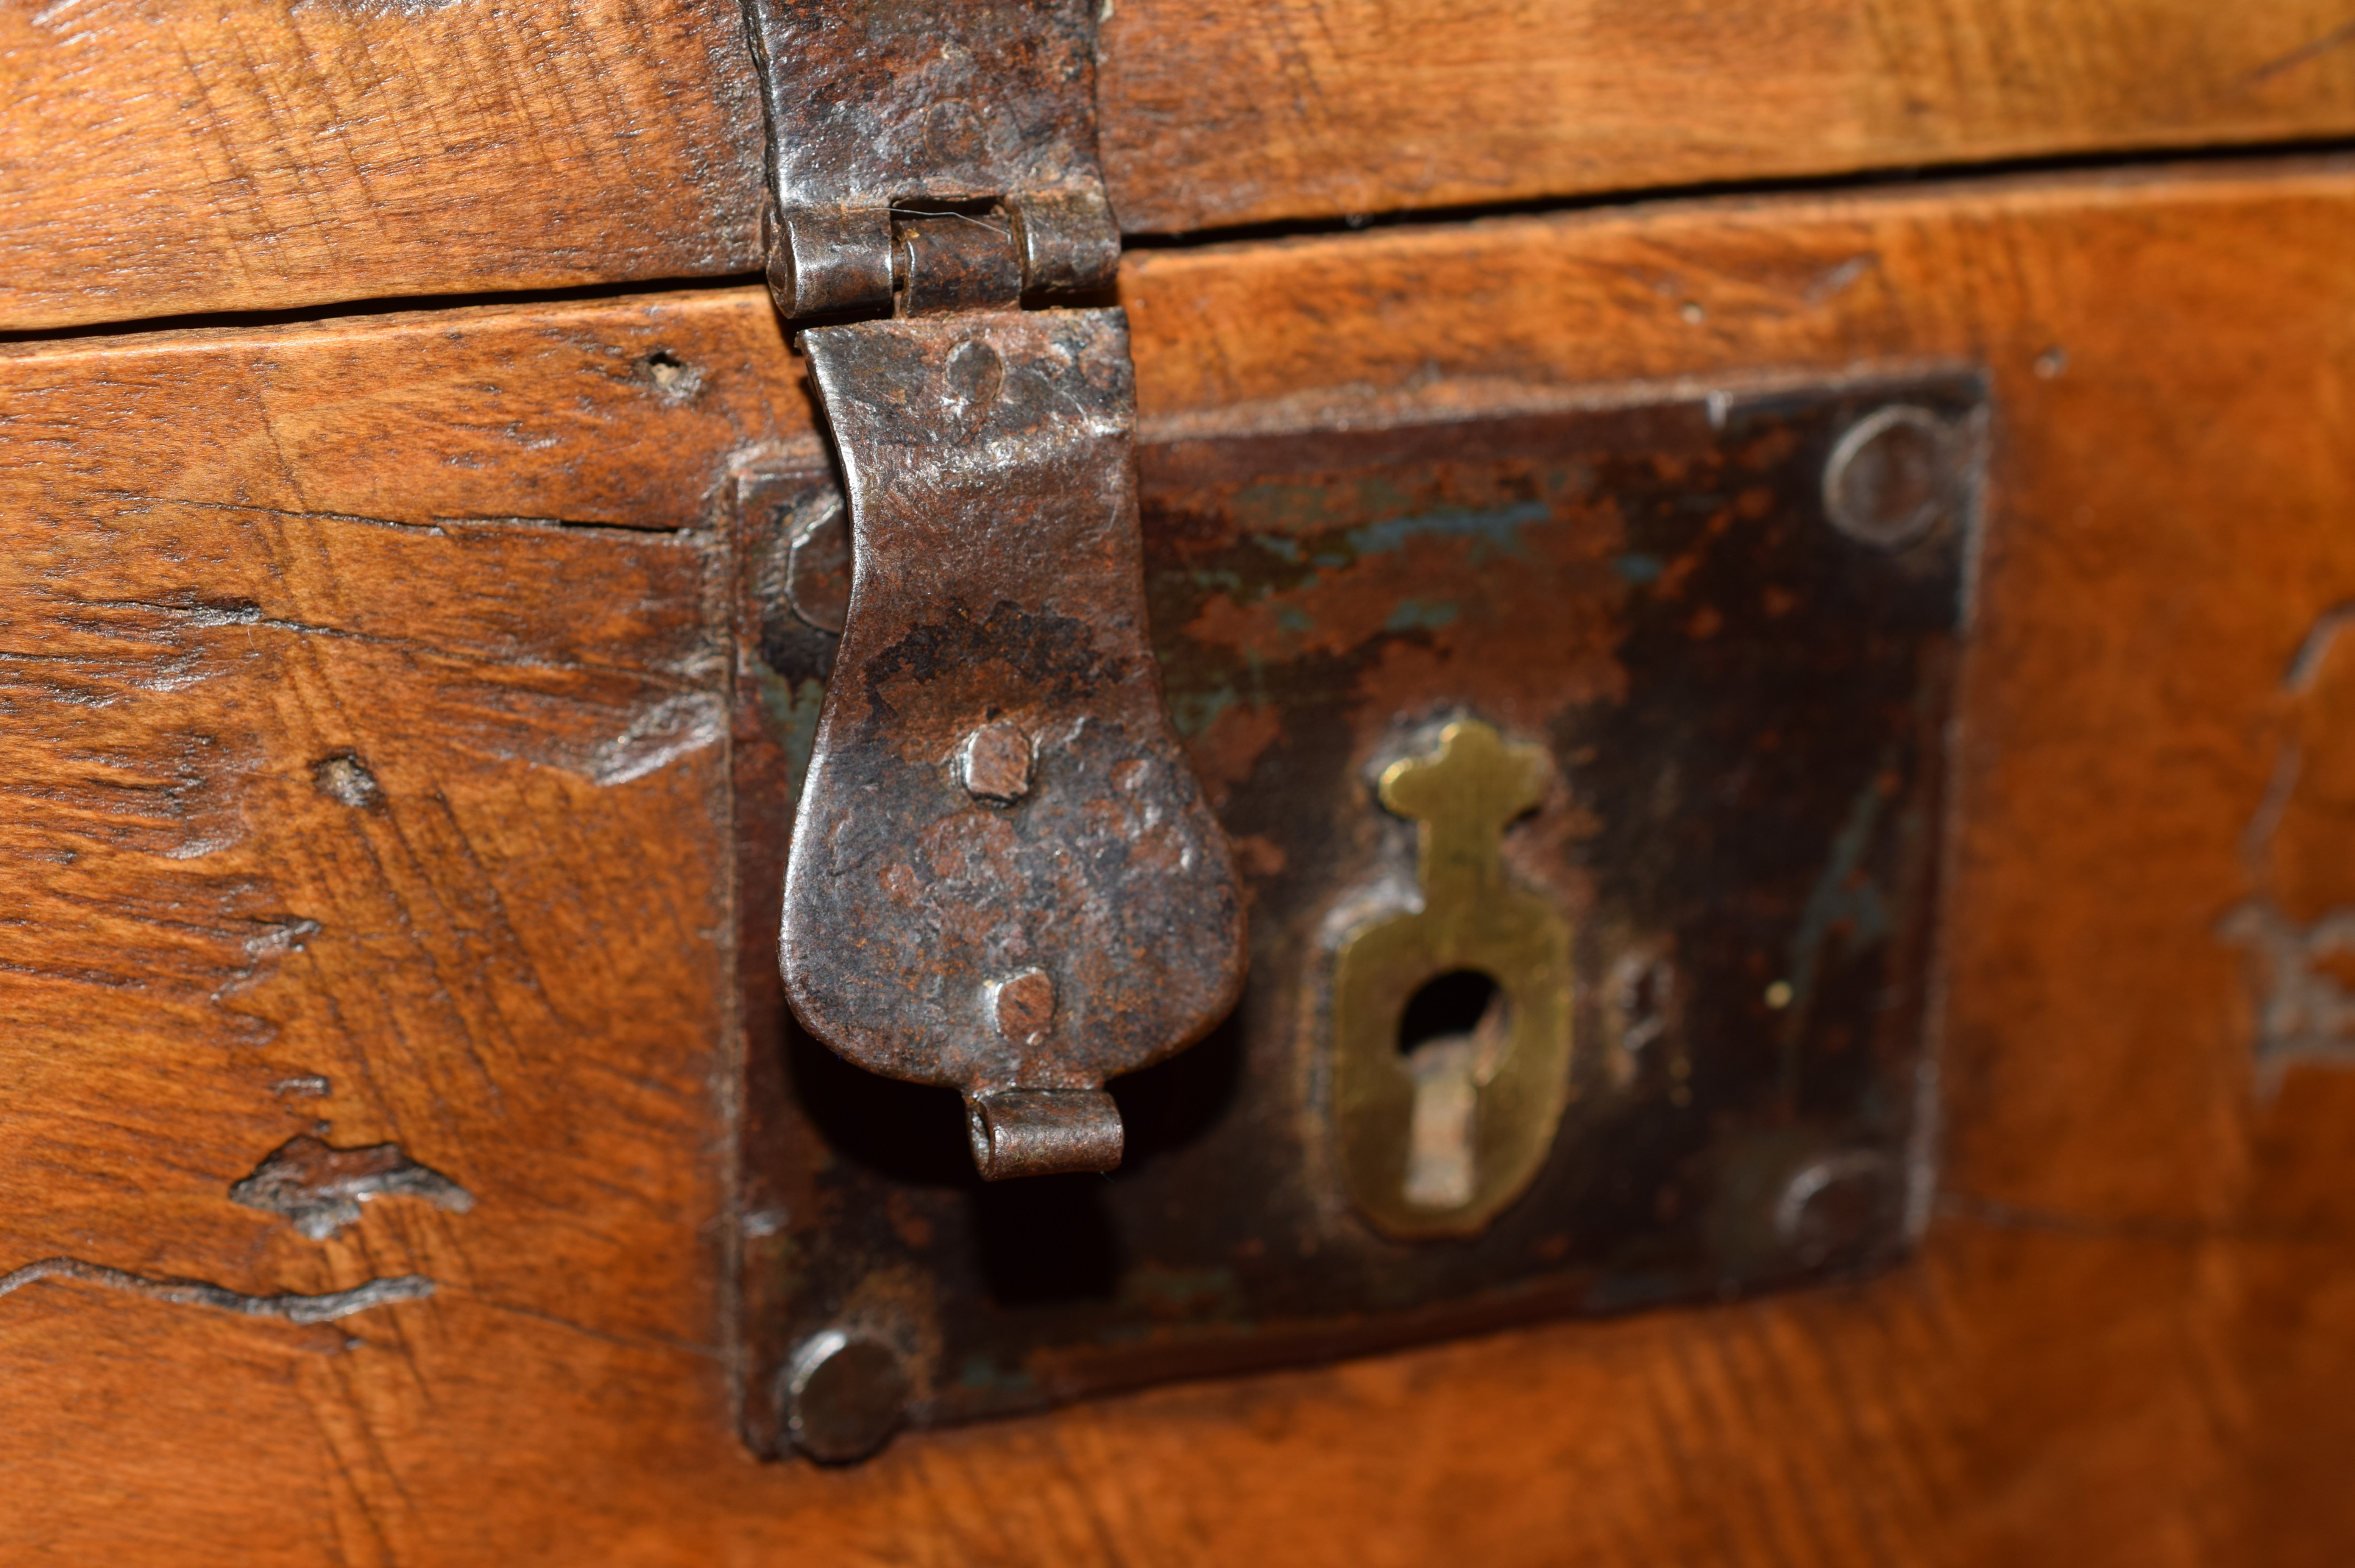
[960,721,1033,804]
[1772,1149,1899,1269]
[779,1328,910,1464]
[943,338,1005,430]
[992,968,1056,1046]
[1822,405,1958,549]
[785,492,851,634]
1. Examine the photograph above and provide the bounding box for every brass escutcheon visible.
[1330,720,1576,1238]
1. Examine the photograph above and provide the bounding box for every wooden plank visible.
[0,294,818,531]
[1102,0,2355,233]
[8,159,2355,1559]
[10,1,2355,328]
[0,0,768,332]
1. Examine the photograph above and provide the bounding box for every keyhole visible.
[1398,970,1509,1210]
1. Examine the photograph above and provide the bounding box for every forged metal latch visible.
[740,0,1246,1179]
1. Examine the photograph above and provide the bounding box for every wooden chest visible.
[8,4,2355,1561]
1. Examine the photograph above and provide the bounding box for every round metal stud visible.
[991,968,1056,1046]
[959,720,1034,804]
[1822,405,1958,549]
[779,1328,910,1464]
[1772,1149,1901,1269]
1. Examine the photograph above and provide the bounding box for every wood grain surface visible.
[10,1,2355,328]
[0,0,768,333]
[8,158,2355,1561]
[1102,0,2355,233]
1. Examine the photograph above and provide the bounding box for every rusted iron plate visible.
[734,371,1981,1455]
[784,308,1245,1179]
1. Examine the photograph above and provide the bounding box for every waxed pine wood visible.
[7,161,2355,1561]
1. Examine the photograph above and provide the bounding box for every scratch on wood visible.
[230,1135,474,1241]
[1804,253,1880,304]
[2245,18,2355,85]
[211,916,323,1007]
[88,493,449,536]
[586,689,726,784]
[0,1256,433,1324]
[2220,604,2355,1096]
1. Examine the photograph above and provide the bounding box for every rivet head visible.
[1773,1150,1900,1269]
[993,968,1056,1046]
[1822,405,1958,549]
[780,1329,910,1464]
[785,493,851,635]
[943,338,1005,431]
[960,721,1033,804]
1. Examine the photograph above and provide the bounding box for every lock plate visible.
[732,371,1981,1455]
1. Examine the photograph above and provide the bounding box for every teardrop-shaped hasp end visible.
[780,307,1246,1172]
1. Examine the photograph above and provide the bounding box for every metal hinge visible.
[737,0,1246,1179]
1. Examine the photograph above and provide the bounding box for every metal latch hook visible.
[740,0,1247,1178]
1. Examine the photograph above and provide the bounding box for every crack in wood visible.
[0,1256,433,1324]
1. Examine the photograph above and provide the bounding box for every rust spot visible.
[864,602,1116,765]
[1184,700,1285,809]
[881,862,924,907]
[1172,476,1630,737]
